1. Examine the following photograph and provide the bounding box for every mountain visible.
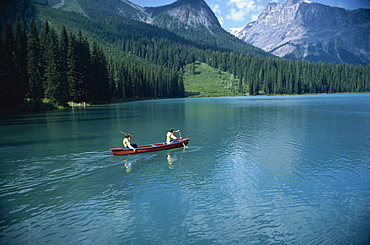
[143,0,266,54]
[231,0,370,65]
[228,26,244,36]
[1,0,369,110]
[145,0,220,28]
[27,0,270,57]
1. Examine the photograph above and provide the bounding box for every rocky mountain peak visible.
[231,0,370,65]
[145,0,220,28]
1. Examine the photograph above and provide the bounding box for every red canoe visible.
[110,138,190,155]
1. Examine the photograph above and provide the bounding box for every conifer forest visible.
[0,0,369,111]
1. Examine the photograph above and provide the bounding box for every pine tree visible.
[91,41,110,103]
[27,20,43,101]
[14,22,28,103]
[40,21,51,90]
[0,23,19,109]
[67,33,80,102]
[76,31,91,102]
[58,26,70,105]
[43,27,69,106]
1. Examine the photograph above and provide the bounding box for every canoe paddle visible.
[178,131,188,149]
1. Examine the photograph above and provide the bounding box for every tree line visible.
[73,2,369,96]
[32,3,369,97]
[86,13,368,96]
[0,20,184,111]
[111,36,369,96]
[1,17,369,112]
[201,51,369,95]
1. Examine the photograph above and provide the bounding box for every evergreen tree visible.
[0,23,19,109]
[2,17,370,111]
[91,41,110,103]
[40,21,51,89]
[14,22,28,102]
[58,26,70,104]
[43,27,69,106]
[27,20,43,101]
[76,31,91,102]
[67,33,81,102]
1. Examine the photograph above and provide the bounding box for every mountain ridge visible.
[28,0,270,57]
[1,0,369,110]
[145,0,221,28]
[231,0,370,65]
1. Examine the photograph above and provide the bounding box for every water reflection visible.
[2,95,369,244]
[167,154,178,169]
[123,159,135,172]
[116,153,161,172]
[112,148,187,172]
[119,152,182,171]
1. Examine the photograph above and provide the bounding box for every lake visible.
[1,94,369,244]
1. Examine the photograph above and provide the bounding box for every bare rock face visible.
[231,0,370,65]
[144,0,221,29]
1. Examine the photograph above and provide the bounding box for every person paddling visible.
[123,134,137,152]
[166,129,182,144]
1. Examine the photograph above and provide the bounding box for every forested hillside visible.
[143,0,268,57]
[0,0,369,112]
[0,20,184,111]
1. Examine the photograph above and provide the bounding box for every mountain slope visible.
[231,0,370,65]
[145,0,271,56]
[28,0,270,57]
[1,0,369,108]
[145,0,221,28]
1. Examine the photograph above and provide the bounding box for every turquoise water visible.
[1,94,369,244]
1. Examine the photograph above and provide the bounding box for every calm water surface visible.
[1,94,369,244]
